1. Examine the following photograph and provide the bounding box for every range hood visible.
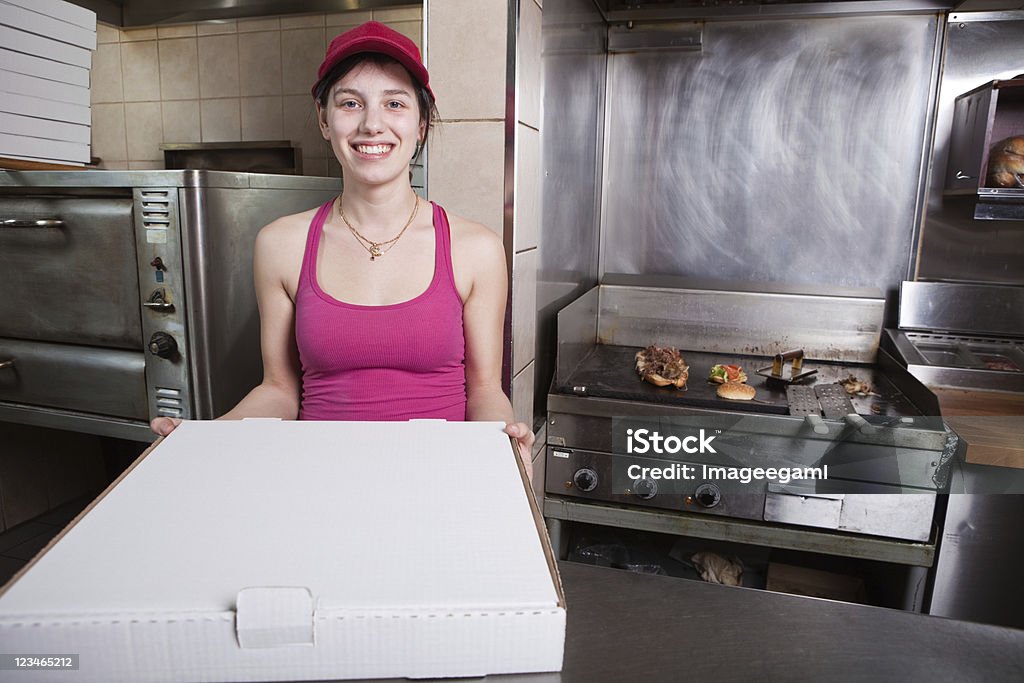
[594,0,1024,21]
[70,0,418,27]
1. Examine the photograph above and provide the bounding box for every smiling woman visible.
[150,21,535,477]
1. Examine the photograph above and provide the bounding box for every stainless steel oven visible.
[0,170,338,441]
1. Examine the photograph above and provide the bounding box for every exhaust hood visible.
[69,0,418,27]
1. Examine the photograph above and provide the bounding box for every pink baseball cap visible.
[313,21,433,100]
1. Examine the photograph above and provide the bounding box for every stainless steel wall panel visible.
[898,280,1024,335]
[918,13,1024,283]
[600,15,940,293]
[596,284,885,362]
[536,0,607,412]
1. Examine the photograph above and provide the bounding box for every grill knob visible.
[572,467,598,493]
[148,332,178,359]
[632,477,658,500]
[694,483,721,508]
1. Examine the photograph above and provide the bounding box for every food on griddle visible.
[709,364,747,384]
[838,374,875,396]
[986,136,1024,189]
[635,345,689,389]
[978,355,1021,372]
[716,382,756,401]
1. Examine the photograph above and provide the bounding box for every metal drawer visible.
[0,196,142,349]
[0,338,147,420]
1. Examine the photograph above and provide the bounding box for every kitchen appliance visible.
[544,282,958,608]
[884,281,1024,393]
[0,170,339,441]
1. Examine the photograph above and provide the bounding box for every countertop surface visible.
[310,560,1024,683]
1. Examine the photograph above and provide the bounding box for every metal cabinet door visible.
[0,196,142,349]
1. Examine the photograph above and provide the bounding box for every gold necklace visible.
[338,195,419,261]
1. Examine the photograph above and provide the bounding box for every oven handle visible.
[0,359,13,369]
[1,219,65,228]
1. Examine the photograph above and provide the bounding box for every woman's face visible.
[317,60,426,189]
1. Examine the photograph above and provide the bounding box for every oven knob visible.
[632,477,658,500]
[694,483,721,508]
[148,332,178,359]
[572,467,598,492]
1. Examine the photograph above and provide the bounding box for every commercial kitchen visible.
[1,0,1023,681]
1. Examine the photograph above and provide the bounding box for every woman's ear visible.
[316,102,330,140]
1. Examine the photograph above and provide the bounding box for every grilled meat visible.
[635,345,689,389]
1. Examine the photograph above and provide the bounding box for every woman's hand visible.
[150,416,182,437]
[504,422,535,483]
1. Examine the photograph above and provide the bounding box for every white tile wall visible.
[428,0,506,120]
[198,34,240,98]
[90,44,122,105]
[200,98,240,142]
[161,99,200,143]
[90,8,421,172]
[428,120,505,234]
[515,123,540,252]
[238,31,282,96]
[241,96,284,141]
[120,40,160,102]
[158,38,199,100]
[519,0,542,130]
[124,101,163,160]
[512,360,535,428]
[281,28,326,97]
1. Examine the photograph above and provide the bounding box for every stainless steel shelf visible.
[544,496,936,567]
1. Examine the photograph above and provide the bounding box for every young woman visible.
[151,21,535,476]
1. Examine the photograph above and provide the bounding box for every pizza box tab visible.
[0,420,566,682]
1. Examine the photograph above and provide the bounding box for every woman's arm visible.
[151,220,303,435]
[459,221,535,480]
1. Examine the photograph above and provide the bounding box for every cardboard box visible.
[2,0,97,31]
[0,420,566,682]
[0,90,91,126]
[0,131,89,163]
[767,562,866,604]
[0,48,90,87]
[0,25,91,69]
[0,69,91,107]
[0,1,97,50]
[0,111,90,144]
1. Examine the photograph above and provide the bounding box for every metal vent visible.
[139,190,171,227]
[155,386,183,417]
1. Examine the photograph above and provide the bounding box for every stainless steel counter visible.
[302,560,1024,682]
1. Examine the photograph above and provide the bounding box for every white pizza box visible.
[0,420,566,682]
[0,90,91,126]
[0,68,91,107]
[0,24,92,69]
[0,48,90,87]
[2,0,96,32]
[0,131,89,163]
[0,111,90,144]
[0,0,96,50]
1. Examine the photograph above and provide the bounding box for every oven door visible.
[0,195,142,347]
[0,195,148,424]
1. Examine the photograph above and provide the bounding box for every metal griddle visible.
[555,345,916,418]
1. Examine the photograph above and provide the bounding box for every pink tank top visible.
[294,200,466,421]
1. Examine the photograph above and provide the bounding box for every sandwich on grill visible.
[708,364,747,384]
[635,345,689,389]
